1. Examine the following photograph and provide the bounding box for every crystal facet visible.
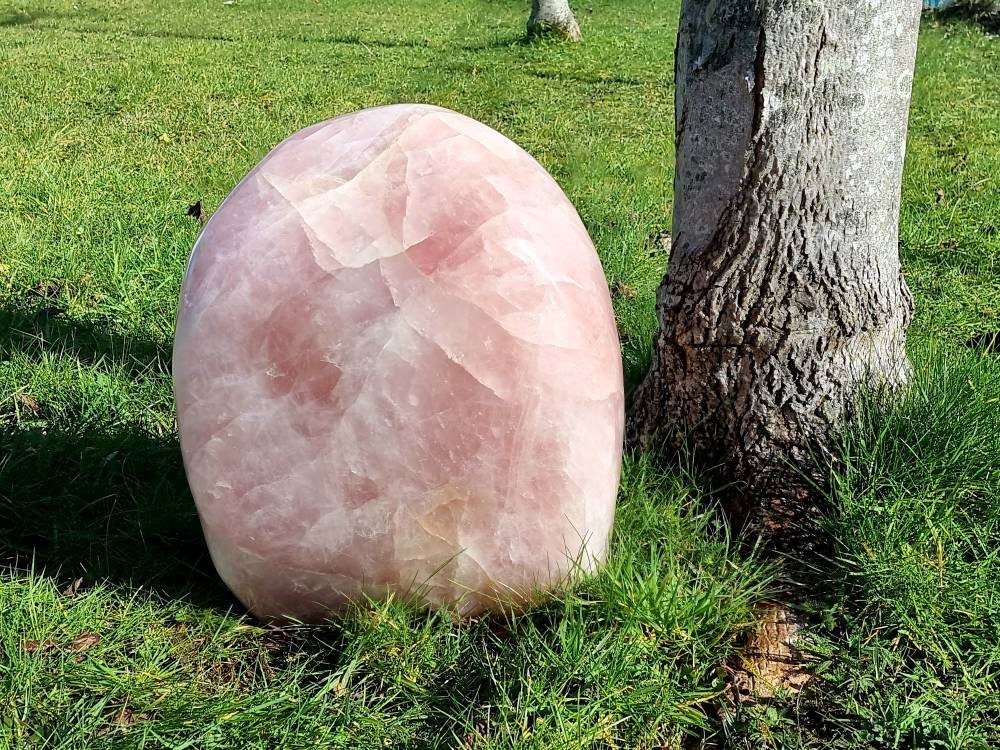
[173,104,624,620]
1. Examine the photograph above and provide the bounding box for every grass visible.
[0,1,998,747]
[1,460,772,748]
[726,344,1000,748]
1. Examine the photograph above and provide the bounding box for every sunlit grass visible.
[1,1,999,746]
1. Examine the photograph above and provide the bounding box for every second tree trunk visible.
[528,0,582,41]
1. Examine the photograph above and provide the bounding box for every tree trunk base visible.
[526,20,582,42]
[631,0,922,726]
[526,3,582,43]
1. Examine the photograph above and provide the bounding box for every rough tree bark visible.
[527,0,582,41]
[629,0,921,521]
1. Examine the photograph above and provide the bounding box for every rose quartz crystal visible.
[173,104,624,621]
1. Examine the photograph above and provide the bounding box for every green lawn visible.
[1,2,998,747]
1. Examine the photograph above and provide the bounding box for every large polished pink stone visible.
[173,104,624,621]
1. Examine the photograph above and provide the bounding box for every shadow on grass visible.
[0,293,776,744]
[936,5,1000,33]
[458,34,531,51]
[528,68,646,87]
[0,8,102,27]
[6,21,438,49]
[0,303,171,378]
[0,303,233,610]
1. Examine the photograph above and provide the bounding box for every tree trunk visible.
[527,0,582,41]
[629,0,920,512]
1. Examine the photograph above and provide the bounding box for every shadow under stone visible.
[0,302,172,379]
[0,302,233,610]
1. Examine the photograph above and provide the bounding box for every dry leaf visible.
[16,394,40,414]
[23,639,57,653]
[63,577,84,597]
[645,229,671,257]
[728,602,815,702]
[611,280,636,300]
[30,278,64,299]
[67,632,101,652]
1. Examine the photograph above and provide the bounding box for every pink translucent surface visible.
[173,104,624,620]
